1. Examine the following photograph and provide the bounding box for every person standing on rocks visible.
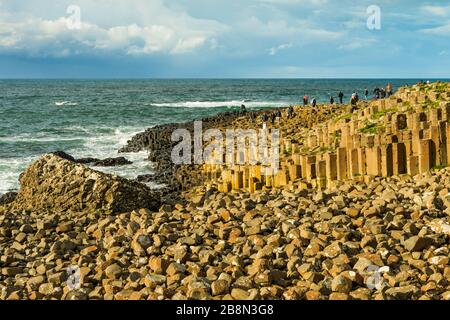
[287,106,294,118]
[303,95,309,106]
[373,87,379,99]
[240,104,247,115]
[270,113,276,126]
[364,88,369,100]
[329,96,334,105]
[386,83,393,97]
[249,111,256,124]
[276,109,282,124]
[338,91,344,104]
[261,113,269,130]
[311,97,317,108]
[351,93,357,106]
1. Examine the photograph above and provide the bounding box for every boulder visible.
[7,154,160,213]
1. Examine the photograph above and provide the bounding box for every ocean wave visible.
[150,100,286,108]
[0,135,84,143]
[0,155,37,194]
[54,101,78,106]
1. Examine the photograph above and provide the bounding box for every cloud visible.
[0,0,226,57]
[267,43,293,55]
[240,16,342,40]
[337,38,377,51]
[1,0,450,78]
[256,0,328,5]
[422,5,450,17]
[420,23,450,36]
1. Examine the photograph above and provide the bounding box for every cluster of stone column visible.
[201,84,450,192]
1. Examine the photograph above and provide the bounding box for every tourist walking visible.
[287,106,294,119]
[261,113,269,130]
[386,83,393,97]
[364,88,369,100]
[338,91,344,104]
[350,94,357,107]
[303,95,309,106]
[249,111,256,123]
[276,110,282,124]
[373,87,379,99]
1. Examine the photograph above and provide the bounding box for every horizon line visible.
[1,77,449,81]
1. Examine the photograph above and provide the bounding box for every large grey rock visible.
[7,154,160,213]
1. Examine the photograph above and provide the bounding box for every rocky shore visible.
[118,109,274,192]
[0,83,449,300]
[1,164,449,300]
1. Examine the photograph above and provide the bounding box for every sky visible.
[0,0,449,78]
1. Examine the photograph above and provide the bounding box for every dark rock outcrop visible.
[0,192,17,206]
[51,151,76,162]
[77,156,133,167]
[51,151,133,167]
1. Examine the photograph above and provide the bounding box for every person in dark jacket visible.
[261,113,269,129]
[287,106,294,118]
[373,87,380,99]
[338,92,344,104]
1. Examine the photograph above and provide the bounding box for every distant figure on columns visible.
[250,112,256,123]
[303,95,309,106]
[240,104,247,114]
[338,91,344,104]
[386,83,393,97]
[261,113,269,130]
[287,106,294,118]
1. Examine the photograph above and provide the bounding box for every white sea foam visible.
[150,100,286,108]
[0,135,83,143]
[0,155,37,194]
[54,101,78,106]
[0,126,162,194]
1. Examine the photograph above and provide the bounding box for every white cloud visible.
[422,5,450,17]
[256,0,328,5]
[337,38,377,51]
[240,16,342,40]
[267,43,293,55]
[171,37,207,54]
[420,23,450,36]
[0,0,226,57]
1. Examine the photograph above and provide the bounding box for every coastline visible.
[0,81,449,300]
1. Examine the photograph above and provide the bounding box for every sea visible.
[0,79,440,194]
